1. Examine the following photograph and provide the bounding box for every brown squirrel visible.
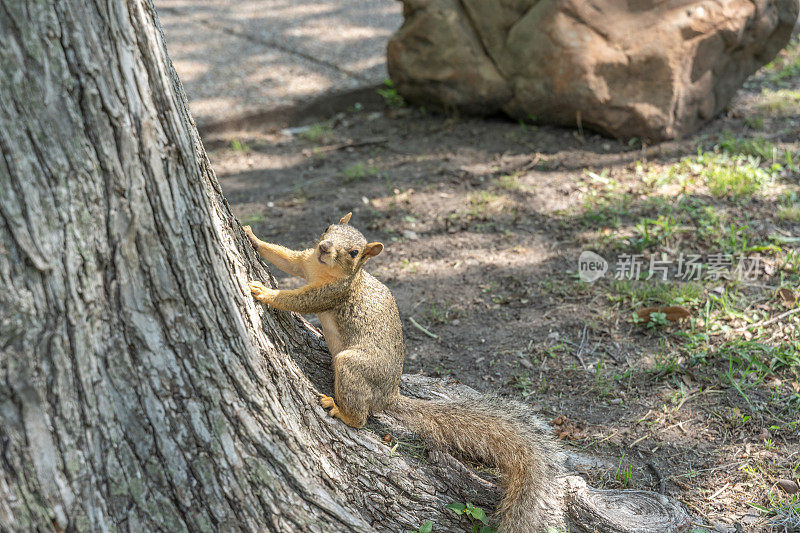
[244,213,563,532]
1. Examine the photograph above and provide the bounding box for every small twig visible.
[408,317,439,340]
[573,325,588,369]
[735,307,800,332]
[308,137,390,155]
[669,461,744,480]
[647,462,665,494]
[708,482,730,501]
[595,430,619,446]
[674,386,719,412]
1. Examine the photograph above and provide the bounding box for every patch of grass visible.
[299,121,335,143]
[627,215,678,252]
[764,36,800,84]
[777,205,800,222]
[717,134,777,161]
[377,78,405,108]
[578,170,634,228]
[608,280,704,308]
[613,453,633,488]
[238,213,267,226]
[511,371,538,398]
[666,149,779,201]
[758,496,800,533]
[757,89,800,117]
[743,115,764,130]
[777,191,800,222]
[467,191,500,218]
[230,139,250,152]
[342,162,379,182]
[424,300,461,325]
[698,153,772,200]
[495,173,522,191]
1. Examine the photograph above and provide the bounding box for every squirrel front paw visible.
[242,225,258,247]
[249,281,277,303]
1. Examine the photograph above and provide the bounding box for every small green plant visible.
[299,121,334,143]
[757,89,800,117]
[378,78,406,108]
[467,191,499,218]
[717,135,777,161]
[496,173,521,191]
[425,300,459,324]
[512,371,536,398]
[342,162,380,182]
[764,35,800,83]
[407,520,434,533]
[743,116,764,130]
[230,139,250,152]
[445,502,495,533]
[697,152,773,199]
[614,453,633,488]
[646,311,669,329]
[343,162,367,182]
[627,215,678,251]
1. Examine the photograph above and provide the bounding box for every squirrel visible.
[244,213,564,532]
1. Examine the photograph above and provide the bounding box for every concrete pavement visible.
[155,0,402,127]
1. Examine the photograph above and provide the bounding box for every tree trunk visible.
[0,1,692,531]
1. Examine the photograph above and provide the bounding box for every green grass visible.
[377,78,405,108]
[467,191,500,218]
[778,205,800,222]
[695,152,773,199]
[764,36,800,84]
[230,139,250,152]
[717,135,777,161]
[671,150,772,199]
[495,173,522,191]
[614,453,633,488]
[299,121,335,143]
[341,162,380,182]
[238,212,267,225]
[757,89,800,117]
[608,280,704,308]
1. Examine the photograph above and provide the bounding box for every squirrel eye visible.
[349,250,359,258]
[325,225,332,232]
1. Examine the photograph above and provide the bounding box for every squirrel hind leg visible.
[330,406,366,428]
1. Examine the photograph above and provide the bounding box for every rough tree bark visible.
[0,0,692,531]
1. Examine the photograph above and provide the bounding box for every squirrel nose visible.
[319,240,332,253]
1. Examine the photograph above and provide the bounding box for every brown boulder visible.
[387,0,798,140]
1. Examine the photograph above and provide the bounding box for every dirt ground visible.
[205,40,800,532]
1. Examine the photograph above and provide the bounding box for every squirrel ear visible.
[363,242,383,258]
[338,212,352,225]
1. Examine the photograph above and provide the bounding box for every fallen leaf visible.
[635,305,692,323]
[776,288,797,309]
[776,479,799,494]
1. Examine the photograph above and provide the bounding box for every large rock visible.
[387,0,798,140]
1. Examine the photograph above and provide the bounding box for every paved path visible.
[155,0,402,127]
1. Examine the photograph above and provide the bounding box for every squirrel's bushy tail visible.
[387,394,564,533]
